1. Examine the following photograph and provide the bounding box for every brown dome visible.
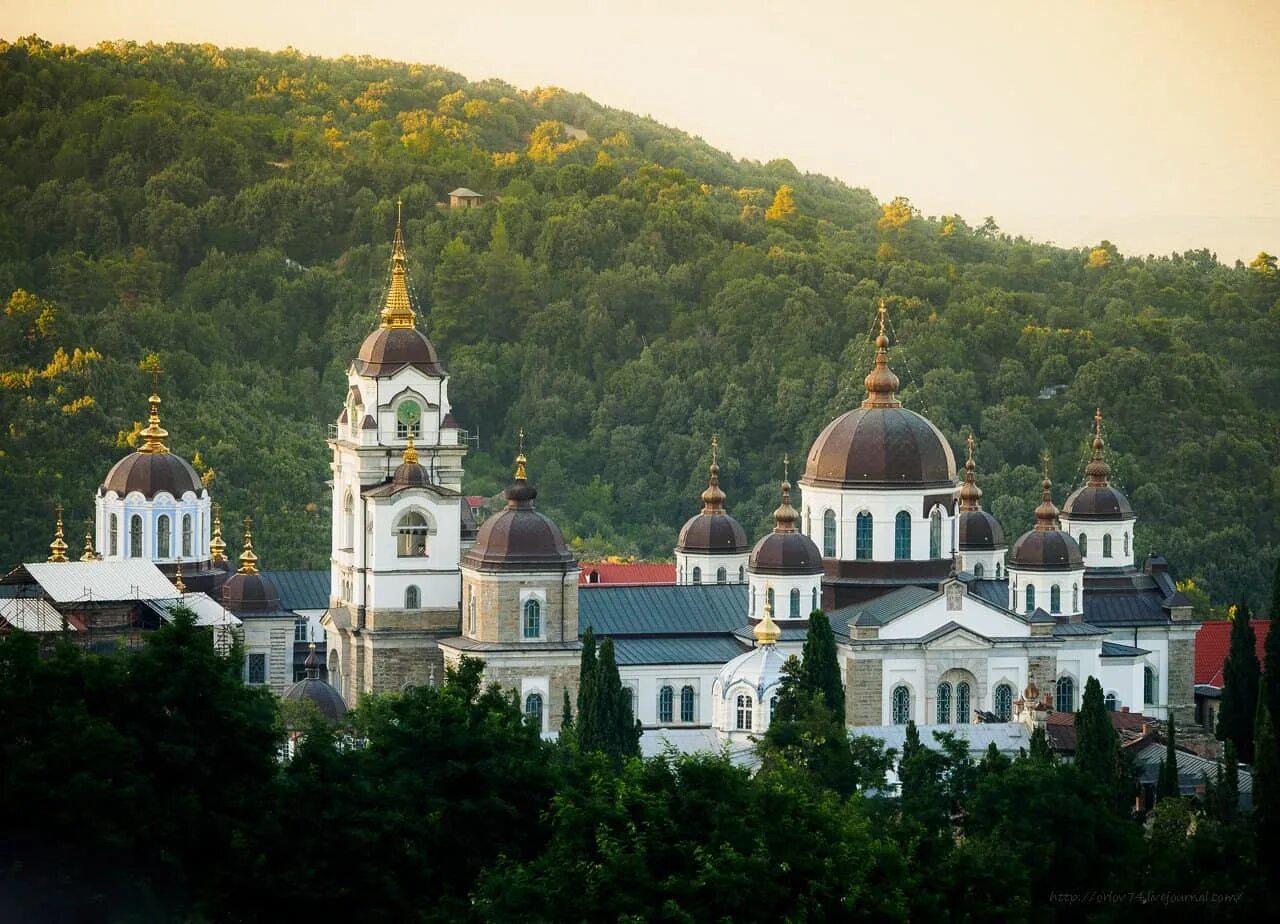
[1010,476,1083,571]
[677,445,750,554]
[220,571,282,614]
[353,327,445,378]
[102,451,203,499]
[958,510,1005,550]
[284,677,349,722]
[1062,410,1133,521]
[749,476,822,576]
[462,456,576,573]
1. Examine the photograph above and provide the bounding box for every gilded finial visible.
[772,459,799,533]
[378,202,417,330]
[210,503,227,563]
[783,452,790,484]
[700,435,726,514]
[403,432,419,466]
[48,504,68,562]
[862,302,902,409]
[754,590,781,646]
[1034,452,1059,531]
[877,299,888,338]
[238,516,259,575]
[1085,407,1111,486]
[710,434,718,467]
[304,641,320,679]
[966,432,975,464]
[174,557,186,594]
[958,432,982,511]
[80,519,96,562]
[137,366,170,454]
[514,430,528,481]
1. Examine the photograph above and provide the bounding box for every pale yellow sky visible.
[6,0,1278,261]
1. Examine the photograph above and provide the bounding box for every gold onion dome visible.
[238,516,259,575]
[392,432,429,487]
[80,525,96,562]
[138,392,170,454]
[753,593,781,646]
[210,504,228,564]
[47,506,68,562]
[174,559,186,594]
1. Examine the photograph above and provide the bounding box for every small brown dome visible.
[102,451,203,499]
[1062,409,1133,521]
[353,327,445,378]
[392,434,429,486]
[958,510,1005,550]
[220,571,282,614]
[284,677,349,722]
[749,476,822,576]
[677,444,750,554]
[1010,476,1082,571]
[462,455,576,573]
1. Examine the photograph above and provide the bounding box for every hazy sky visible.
[7,0,1278,261]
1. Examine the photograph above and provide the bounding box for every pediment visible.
[921,621,994,650]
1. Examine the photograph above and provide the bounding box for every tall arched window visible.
[1055,676,1075,713]
[129,515,143,558]
[157,515,171,559]
[343,492,354,549]
[396,512,431,557]
[524,692,544,727]
[811,587,818,612]
[680,685,695,723]
[929,508,942,558]
[522,599,542,639]
[716,567,726,584]
[181,514,192,558]
[994,683,1013,722]
[766,587,775,613]
[751,586,756,616]
[856,512,873,559]
[956,682,971,724]
[692,566,702,585]
[1025,584,1036,613]
[892,685,911,724]
[822,509,837,557]
[1104,692,1118,711]
[937,682,952,724]
[1144,666,1156,704]
[894,511,911,560]
[658,685,674,723]
[996,562,1002,579]
[738,565,745,583]
[735,694,753,730]
[1072,583,1079,612]
[1123,532,1129,557]
[405,585,420,609]
[974,562,984,579]
[1102,534,1113,558]
[789,588,800,619]
[1078,533,1088,556]
[1050,584,1061,613]
[109,514,118,557]
[467,587,477,634]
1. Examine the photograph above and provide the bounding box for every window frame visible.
[822,509,837,557]
[856,511,873,560]
[247,653,267,685]
[404,585,420,609]
[716,566,727,584]
[891,685,911,724]
[680,685,695,723]
[937,681,952,724]
[522,598,542,640]
[1025,583,1036,613]
[395,510,433,558]
[994,683,1013,722]
[658,685,674,724]
[109,513,118,557]
[929,508,942,559]
[956,681,971,724]
[129,514,143,559]
[1055,675,1075,713]
[735,693,753,730]
[1050,584,1061,614]
[894,511,912,560]
[181,514,192,558]
[524,692,544,728]
[789,587,800,619]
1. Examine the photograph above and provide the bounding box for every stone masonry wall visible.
[1027,655,1057,699]
[847,656,882,726]
[1167,637,1196,725]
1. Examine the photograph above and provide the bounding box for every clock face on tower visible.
[396,400,422,427]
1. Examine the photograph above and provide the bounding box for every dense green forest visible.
[0,36,1276,606]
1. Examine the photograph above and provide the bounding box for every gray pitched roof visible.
[613,636,747,666]
[1101,640,1151,658]
[968,579,1009,608]
[832,584,939,628]
[264,570,329,612]
[1052,621,1110,636]
[919,620,992,645]
[579,584,746,637]
[1083,590,1171,627]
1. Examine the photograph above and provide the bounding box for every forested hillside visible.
[1,36,1276,605]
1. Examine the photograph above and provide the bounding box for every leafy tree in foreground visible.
[1264,559,1280,749]
[1218,603,1260,763]
[1157,713,1180,799]
[1254,695,1280,871]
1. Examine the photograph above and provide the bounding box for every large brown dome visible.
[353,327,445,378]
[102,451,203,499]
[462,457,576,573]
[804,406,957,488]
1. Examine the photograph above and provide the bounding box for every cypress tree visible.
[1157,714,1179,799]
[558,688,574,744]
[595,637,640,760]
[1075,676,1120,794]
[576,628,600,752]
[1028,725,1053,764]
[1213,740,1240,823]
[800,611,845,721]
[1217,603,1260,764]
[1254,694,1280,864]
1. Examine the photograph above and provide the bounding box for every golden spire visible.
[48,504,68,562]
[958,432,983,512]
[514,427,527,480]
[754,590,781,646]
[1034,452,1059,531]
[699,435,727,514]
[378,199,417,330]
[174,558,186,594]
[137,368,170,454]
[80,522,96,562]
[862,300,902,409]
[1084,407,1111,486]
[403,432,419,466]
[772,455,799,533]
[238,516,259,575]
[210,503,227,563]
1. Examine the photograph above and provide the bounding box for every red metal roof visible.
[578,562,676,587]
[1195,618,1270,688]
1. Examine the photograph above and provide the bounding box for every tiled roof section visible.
[832,584,939,628]
[579,584,746,637]
[1082,589,1171,627]
[1195,618,1270,687]
[579,562,677,587]
[967,579,1008,608]
[1043,709,1150,752]
[613,636,747,666]
[1101,640,1151,658]
[264,570,330,612]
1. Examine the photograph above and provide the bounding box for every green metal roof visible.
[580,584,746,637]
[830,584,939,628]
[263,570,329,612]
[613,636,748,666]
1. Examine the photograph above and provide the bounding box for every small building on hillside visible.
[448,187,484,209]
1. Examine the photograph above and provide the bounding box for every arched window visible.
[522,599,541,639]
[766,587,775,613]
[929,509,942,559]
[1072,583,1079,612]
[995,562,1002,579]
[343,491,354,549]
[770,696,778,720]
[181,514,192,558]
[895,511,911,560]
[467,587,477,634]
[405,585,420,609]
[524,692,544,727]
[1105,692,1118,711]
[822,509,836,557]
[109,514,118,556]
[1050,584,1061,613]
[811,587,818,612]
[680,685,695,723]
[157,515,171,559]
[994,683,1013,722]
[1078,533,1088,556]
[892,685,911,724]
[856,512,873,560]
[735,694,753,730]
[1144,666,1156,704]
[1055,676,1075,713]
[1102,534,1113,558]
[716,567,727,584]
[1123,532,1129,557]
[738,565,745,583]
[1025,584,1036,613]
[129,515,143,558]
[974,562,984,579]
[805,507,811,536]
[789,587,800,619]
[396,511,432,557]
[692,566,702,585]
[937,682,952,724]
[751,586,756,616]
[956,682,971,724]
[658,685,674,723]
